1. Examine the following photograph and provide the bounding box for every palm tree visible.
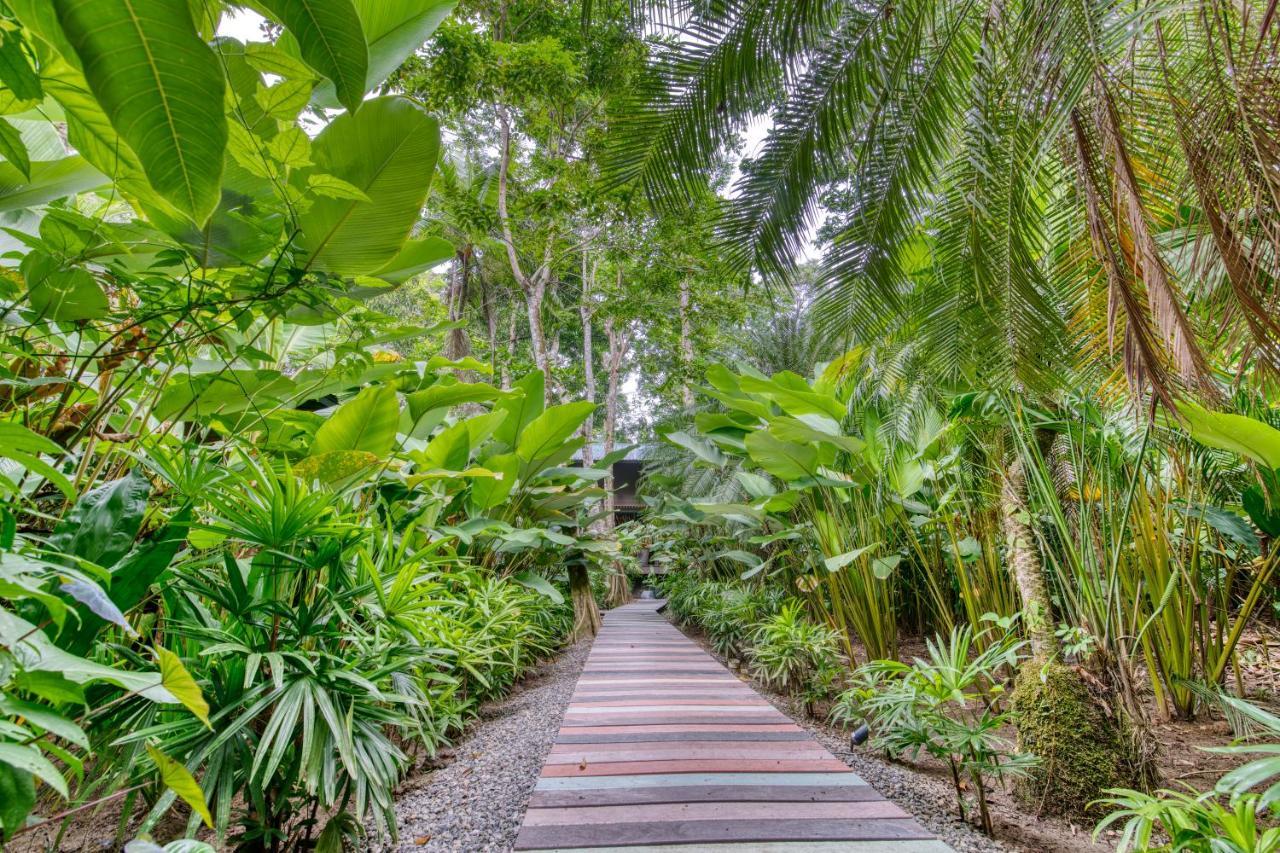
[609,0,1280,403]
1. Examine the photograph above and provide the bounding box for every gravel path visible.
[369,639,591,852]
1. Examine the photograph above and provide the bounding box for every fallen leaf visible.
[414,836,430,846]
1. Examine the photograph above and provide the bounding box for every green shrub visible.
[833,626,1035,834]
[748,601,842,704]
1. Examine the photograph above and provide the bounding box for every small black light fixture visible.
[850,722,870,748]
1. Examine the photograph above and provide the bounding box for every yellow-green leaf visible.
[146,744,213,829]
[155,647,210,729]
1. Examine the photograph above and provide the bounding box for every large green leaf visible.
[1176,401,1280,470]
[49,473,150,568]
[471,452,518,510]
[297,96,440,275]
[26,267,108,322]
[0,744,65,798]
[406,380,505,419]
[311,385,400,458]
[53,0,227,223]
[492,370,545,447]
[663,429,726,468]
[516,402,596,464]
[259,0,367,113]
[0,155,103,212]
[0,608,174,702]
[311,0,456,106]
[0,762,36,840]
[511,570,564,605]
[415,421,471,471]
[62,510,190,655]
[744,430,819,481]
[372,236,454,284]
[0,422,73,499]
[738,372,845,420]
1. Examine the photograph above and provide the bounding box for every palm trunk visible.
[1001,455,1057,658]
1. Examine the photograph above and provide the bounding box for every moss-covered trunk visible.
[1002,443,1141,815]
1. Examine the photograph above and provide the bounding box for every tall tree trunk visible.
[580,251,596,467]
[483,280,499,379]
[503,310,517,389]
[496,106,552,396]
[445,249,472,361]
[679,278,695,413]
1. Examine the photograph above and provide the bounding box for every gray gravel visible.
[368,640,591,852]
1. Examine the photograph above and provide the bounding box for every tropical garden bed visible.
[3,0,1280,850]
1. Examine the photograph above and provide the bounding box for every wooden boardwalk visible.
[514,600,952,852]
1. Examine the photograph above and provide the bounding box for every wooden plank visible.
[532,772,872,790]
[513,817,937,849]
[540,758,853,776]
[511,601,950,852]
[523,800,909,825]
[513,842,956,853]
[529,783,885,808]
[554,730,813,743]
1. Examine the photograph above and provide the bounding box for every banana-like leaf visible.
[511,570,564,604]
[310,385,399,457]
[0,608,174,702]
[311,0,456,106]
[53,0,227,223]
[744,430,819,481]
[492,370,544,447]
[259,0,367,113]
[298,96,439,275]
[0,155,103,212]
[663,429,726,468]
[516,402,596,465]
[1175,400,1280,469]
[372,236,454,284]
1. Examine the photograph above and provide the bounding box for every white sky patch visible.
[218,8,267,42]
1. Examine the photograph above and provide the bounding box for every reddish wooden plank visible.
[523,800,908,825]
[560,723,804,735]
[554,730,813,743]
[540,758,853,776]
